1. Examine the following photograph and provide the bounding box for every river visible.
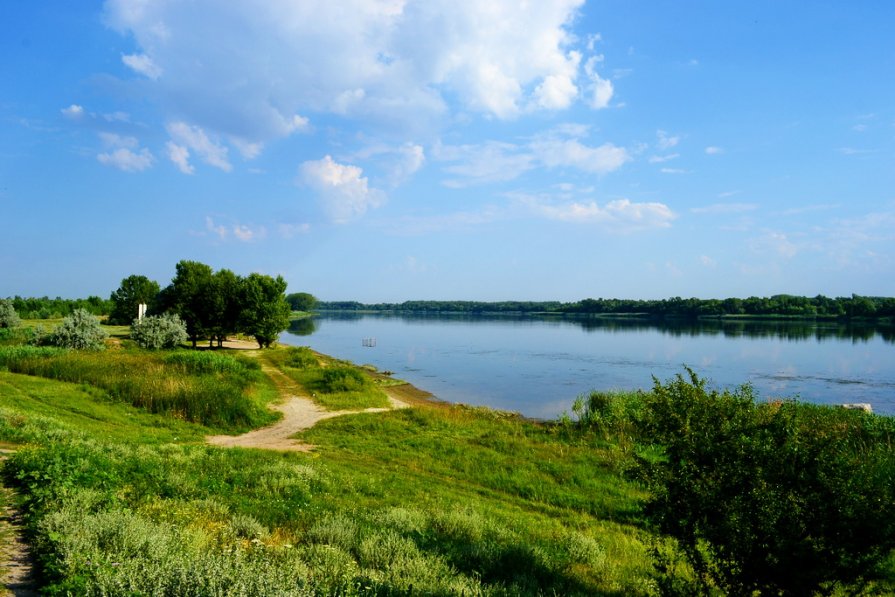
[280,313,895,419]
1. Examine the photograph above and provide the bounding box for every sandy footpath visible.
[207,360,408,452]
[0,450,37,596]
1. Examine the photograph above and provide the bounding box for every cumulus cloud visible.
[166,121,231,172]
[705,146,723,155]
[96,133,154,172]
[532,138,630,174]
[102,0,605,144]
[299,155,384,223]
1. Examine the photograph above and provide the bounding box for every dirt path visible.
[207,363,409,452]
[0,450,37,597]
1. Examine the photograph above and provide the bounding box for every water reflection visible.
[287,317,317,336]
[306,312,894,344]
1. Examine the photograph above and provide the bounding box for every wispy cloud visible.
[691,202,758,214]
[515,192,676,231]
[96,133,153,172]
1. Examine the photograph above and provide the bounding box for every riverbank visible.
[0,342,655,594]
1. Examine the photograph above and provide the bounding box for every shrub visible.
[635,368,895,596]
[0,299,21,329]
[49,309,108,350]
[317,366,369,393]
[130,313,188,349]
[285,346,318,369]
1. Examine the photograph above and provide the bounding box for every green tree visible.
[164,260,214,348]
[108,275,161,325]
[239,273,291,348]
[207,269,242,347]
[0,299,21,329]
[49,309,108,350]
[285,292,317,312]
[635,369,895,596]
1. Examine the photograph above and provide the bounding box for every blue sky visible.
[2,1,893,302]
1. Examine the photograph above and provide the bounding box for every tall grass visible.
[266,348,391,410]
[0,346,271,431]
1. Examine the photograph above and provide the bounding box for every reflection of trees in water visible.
[286,317,317,336]
[573,316,889,343]
[306,311,895,344]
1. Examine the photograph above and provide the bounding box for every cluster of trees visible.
[561,294,895,319]
[5,296,110,319]
[110,261,292,348]
[317,295,895,319]
[317,300,563,313]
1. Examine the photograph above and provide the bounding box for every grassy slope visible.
[0,344,654,595]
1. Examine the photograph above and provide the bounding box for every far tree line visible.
[318,294,895,319]
[108,260,302,348]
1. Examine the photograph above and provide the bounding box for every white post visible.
[138,303,147,321]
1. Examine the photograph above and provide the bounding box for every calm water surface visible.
[280,314,895,419]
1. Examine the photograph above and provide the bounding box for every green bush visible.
[316,366,370,393]
[49,309,108,350]
[130,313,188,349]
[634,368,895,596]
[0,298,21,329]
[284,346,318,369]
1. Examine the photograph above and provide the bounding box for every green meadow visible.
[1,335,894,594]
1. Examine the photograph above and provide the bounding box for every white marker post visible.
[138,303,147,321]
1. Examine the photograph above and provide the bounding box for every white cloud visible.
[649,153,679,164]
[704,146,723,155]
[97,147,154,172]
[96,133,153,172]
[656,129,680,150]
[166,121,231,172]
[299,155,384,223]
[583,55,613,109]
[436,126,630,186]
[61,104,84,119]
[519,194,675,230]
[166,142,193,174]
[750,231,798,258]
[121,53,162,79]
[102,0,597,142]
[204,216,267,241]
[691,202,758,214]
[354,142,426,186]
[436,141,535,187]
[206,217,227,239]
[660,167,688,174]
[533,138,630,174]
[279,222,311,238]
[700,255,717,268]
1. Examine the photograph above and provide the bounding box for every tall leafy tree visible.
[164,260,214,348]
[285,292,317,312]
[207,268,242,347]
[108,275,161,324]
[239,273,291,348]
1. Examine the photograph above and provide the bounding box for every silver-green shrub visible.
[0,299,21,329]
[49,309,108,350]
[130,313,188,349]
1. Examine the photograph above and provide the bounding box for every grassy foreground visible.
[0,343,654,595]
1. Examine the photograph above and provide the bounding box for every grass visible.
[264,347,391,410]
[0,342,656,595]
[6,338,890,594]
[0,346,275,432]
